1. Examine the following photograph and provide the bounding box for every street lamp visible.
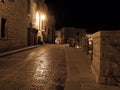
[40,15,45,21]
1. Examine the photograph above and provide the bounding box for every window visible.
[0,18,6,38]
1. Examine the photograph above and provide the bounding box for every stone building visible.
[0,0,30,52]
[27,0,41,46]
[91,30,120,85]
[0,0,55,52]
[43,12,55,43]
[57,27,86,45]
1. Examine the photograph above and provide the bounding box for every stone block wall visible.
[91,30,120,85]
[0,0,29,51]
[91,31,101,83]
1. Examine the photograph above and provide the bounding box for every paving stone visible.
[0,45,67,90]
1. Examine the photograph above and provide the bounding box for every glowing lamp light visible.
[40,15,45,20]
[36,12,39,24]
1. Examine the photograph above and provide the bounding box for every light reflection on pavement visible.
[0,44,67,90]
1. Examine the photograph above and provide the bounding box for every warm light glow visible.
[33,56,48,80]
[35,12,46,32]
[76,46,80,48]
[40,15,46,20]
[36,12,39,24]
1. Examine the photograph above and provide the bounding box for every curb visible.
[0,45,39,57]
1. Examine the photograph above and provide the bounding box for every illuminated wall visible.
[0,0,49,51]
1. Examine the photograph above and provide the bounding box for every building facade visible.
[0,0,31,52]
[0,0,55,52]
[43,12,56,44]
[56,27,86,46]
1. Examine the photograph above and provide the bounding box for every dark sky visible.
[45,0,120,33]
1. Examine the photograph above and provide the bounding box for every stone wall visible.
[45,12,55,43]
[0,0,29,51]
[91,30,120,85]
[0,0,46,51]
[91,31,101,83]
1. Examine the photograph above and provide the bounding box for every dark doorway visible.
[27,28,38,46]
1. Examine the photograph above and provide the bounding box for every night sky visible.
[45,0,120,33]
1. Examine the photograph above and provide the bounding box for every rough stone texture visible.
[0,44,67,90]
[91,30,120,85]
[0,1,29,50]
[0,0,48,51]
[91,31,101,83]
[44,13,56,43]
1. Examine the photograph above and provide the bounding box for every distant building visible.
[56,27,86,46]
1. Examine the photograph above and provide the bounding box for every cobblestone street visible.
[0,44,120,90]
[0,44,67,90]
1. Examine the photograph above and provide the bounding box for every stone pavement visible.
[0,44,67,90]
[64,47,120,90]
[1,44,120,90]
